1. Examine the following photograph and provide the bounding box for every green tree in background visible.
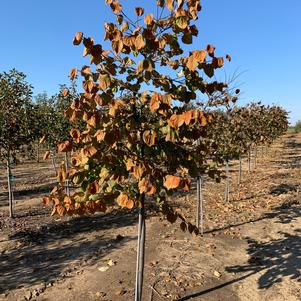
[0,69,34,217]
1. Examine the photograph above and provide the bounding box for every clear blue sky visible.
[0,0,300,124]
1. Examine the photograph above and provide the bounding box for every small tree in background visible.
[294,120,301,133]
[38,82,79,176]
[0,69,34,218]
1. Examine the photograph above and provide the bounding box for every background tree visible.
[0,69,34,217]
[294,120,301,133]
[39,82,79,177]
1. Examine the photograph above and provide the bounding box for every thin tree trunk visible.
[135,195,146,301]
[36,143,40,163]
[51,150,57,176]
[65,152,70,196]
[196,175,204,235]
[238,155,242,186]
[248,148,251,172]
[225,157,230,202]
[254,146,257,169]
[7,159,14,218]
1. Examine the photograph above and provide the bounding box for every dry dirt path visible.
[0,133,300,301]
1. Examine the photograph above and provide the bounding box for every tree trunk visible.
[196,175,204,235]
[254,146,257,169]
[238,155,242,186]
[65,152,70,196]
[135,195,146,301]
[248,148,251,172]
[51,150,57,177]
[224,157,230,202]
[36,143,40,163]
[7,159,14,218]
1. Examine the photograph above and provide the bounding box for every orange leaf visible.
[166,0,174,11]
[117,192,129,207]
[132,164,146,179]
[186,56,198,71]
[142,130,156,146]
[110,0,122,14]
[70,68,78,80]
[70,128,81,143]
[98,74,111,91]
[89,181,100,194]
[144,14,154,25]
[179,178,190,191]
[164,175,190,191]
[135,35,146,50]
[62,88,69,97]
[125,199,134,209]
[95,130,106,142]
[150,92,161,112]
[82,146,97,158]
[138,178,156,195]
[42,197,51,205]
[135,7,144,16]
[64,196,72,204]
[164,175,181,190]
[193,50,206,63]
[73,32,83,45]
[183,110,193,125]
[168,114,185,129]
[57,205,66,216]
[112,39,123,54]
[43,151,50,160]
[198,111,207,126]
[212,57,224,68]
[206,44,215,57]
[81,66,93,76]
[83,80,94,93]
[58,141,73,152]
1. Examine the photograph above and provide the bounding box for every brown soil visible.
[0,133,300,301]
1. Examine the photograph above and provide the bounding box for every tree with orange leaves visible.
[44,1,235,299]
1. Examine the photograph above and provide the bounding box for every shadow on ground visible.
[204,198,301,235]
[226,228,301,288]
[0,182,57,205]
[177,204,301,300]
[0,210,139,293]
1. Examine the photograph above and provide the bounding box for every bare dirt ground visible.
[0,133,300,301]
